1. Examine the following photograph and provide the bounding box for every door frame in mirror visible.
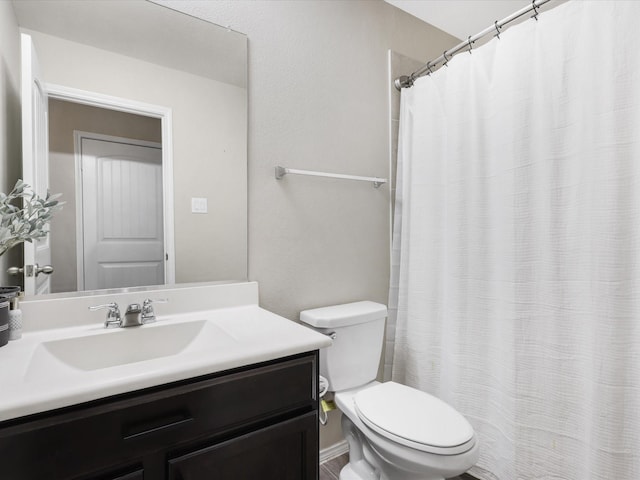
[73,131,164,291]
[44,83,176,287]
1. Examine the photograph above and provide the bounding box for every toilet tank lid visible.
[300,301,387,328]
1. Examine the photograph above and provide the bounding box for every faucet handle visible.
[141,298,168,323]
[89,302,121,328]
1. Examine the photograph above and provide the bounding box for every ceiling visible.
[384,0,533,40]
[12,0,247,87]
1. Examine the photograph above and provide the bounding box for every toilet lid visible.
[354,382,475,454]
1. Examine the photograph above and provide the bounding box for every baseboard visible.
[319,439,349,464]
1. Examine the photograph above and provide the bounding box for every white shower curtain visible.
[389,1,640,479]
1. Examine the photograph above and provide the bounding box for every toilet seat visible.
[354,382,475,455]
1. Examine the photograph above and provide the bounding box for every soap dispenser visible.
[8,293,23,341]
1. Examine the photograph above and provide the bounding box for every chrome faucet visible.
[123,303,143,327]
[88,302,122,328]
[90,298,168,328]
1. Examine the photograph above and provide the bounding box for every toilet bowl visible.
[299,301,479,480]
[336,382,478,480]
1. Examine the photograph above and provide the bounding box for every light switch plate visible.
[191,197,208,214]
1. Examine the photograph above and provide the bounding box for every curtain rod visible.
[395,0,553,90]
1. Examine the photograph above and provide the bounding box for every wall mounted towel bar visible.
[275,166,387,188]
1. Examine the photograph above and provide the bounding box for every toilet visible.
[300,301,479,480]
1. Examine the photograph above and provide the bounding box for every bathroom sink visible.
[25,320,233,379]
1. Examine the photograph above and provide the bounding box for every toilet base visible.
[340,460,451,480]
[339,464,370,480]
[335,385,478,480]
[339,461,448,480]
[339,414,450,480]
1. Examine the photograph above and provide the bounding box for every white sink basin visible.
[0,304,332,422]
[25,320,233,380]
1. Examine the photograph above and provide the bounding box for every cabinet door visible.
[167,412,318,480]
[109,470,144,480]
[0,353,317,480]
[86,468,144,480]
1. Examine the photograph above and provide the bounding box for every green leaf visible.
[0,179,63,254]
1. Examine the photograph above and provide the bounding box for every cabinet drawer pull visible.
[123,412,193,440]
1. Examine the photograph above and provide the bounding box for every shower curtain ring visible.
[467,36,474,54]
[443,51,450,67]
[531,0,540,21]
[426,61,434,75]
[494,20,501,39]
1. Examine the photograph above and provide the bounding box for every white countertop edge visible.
[0,304,331,423]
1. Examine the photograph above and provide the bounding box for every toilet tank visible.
[300,301,387,392]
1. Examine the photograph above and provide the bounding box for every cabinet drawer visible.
[88,468,144,480]
[167,412,318,480]
[0,353,317,480]
[112,472,144,480]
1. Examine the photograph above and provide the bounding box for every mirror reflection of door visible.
[78,135,163,291]
[14,2,249,297]
[20,33,52,295]
[48,99,164,293]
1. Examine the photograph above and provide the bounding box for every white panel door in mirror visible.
[80,137,164,291]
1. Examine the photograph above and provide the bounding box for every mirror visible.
[12,0,248,297]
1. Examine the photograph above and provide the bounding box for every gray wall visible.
[1,0,459,450]
[160,0,457,317]
[160,0,459,449]
[0,2,22,284]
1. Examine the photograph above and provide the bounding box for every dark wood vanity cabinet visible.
[0,352,319,480]
[167,412,317,479]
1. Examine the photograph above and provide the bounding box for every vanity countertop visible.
[0,302,330,423]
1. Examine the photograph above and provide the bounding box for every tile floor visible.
[319,453,349,480]
[319,453,475,480]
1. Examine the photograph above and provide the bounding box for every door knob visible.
[7,264,54,277]
[7,266,23,276]
[36,264,54,275]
